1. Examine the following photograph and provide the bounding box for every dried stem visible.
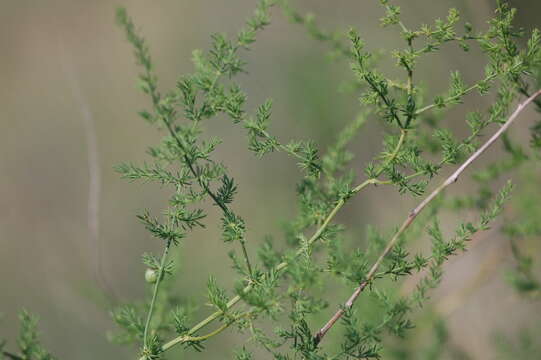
[313,89,541,345]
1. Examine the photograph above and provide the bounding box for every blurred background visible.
[1,0,540,359]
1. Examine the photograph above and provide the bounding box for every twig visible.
[380,2,409,34]
[143,239,172,349]
[414,71,500,115]
[138,129,409,359]
[162,120,254,278]
[313,89,541,345]
[2,351,23,360]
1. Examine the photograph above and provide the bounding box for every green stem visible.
[415,70,503,115]
[383,3,409,34]
[146,129,409,357]
[143,239,172,349]
[158,312,253,355]
[163,119,255,280]
[256,127,323,172]
[239,239,254,278]
[375,129,407,176]
[279,0,352,59]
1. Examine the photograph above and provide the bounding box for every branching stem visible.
[158,312,252,355]
[313,89,541,344]
[381,2,409,34]
[142,128,409,359]
[414,68,509,115]
[163,120,254,278]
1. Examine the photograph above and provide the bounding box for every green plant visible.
[2,1,541,359]
[1,311,56,360]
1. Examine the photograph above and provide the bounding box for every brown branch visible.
[313,89,541,345]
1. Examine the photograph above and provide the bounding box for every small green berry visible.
[145,268,158,284]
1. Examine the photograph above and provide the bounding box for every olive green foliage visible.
[1,311,56,360]
[2,1,541,359]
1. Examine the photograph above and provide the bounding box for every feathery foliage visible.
[111,1,541,359]
[2,1,541,359]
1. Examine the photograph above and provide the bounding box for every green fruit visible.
[145,268,158,284]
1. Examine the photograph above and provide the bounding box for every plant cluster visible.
[2,1,541,359]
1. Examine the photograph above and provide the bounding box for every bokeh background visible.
[1,1,540,359]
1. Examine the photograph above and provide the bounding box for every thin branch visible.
[413,61,526,116]
[258,127,323,173]
[120,12,257,283]
[139,129,409,359]
[2,351,23,360]
[143,239,172,349]
[161,311,253,350]
[313,89,541,345]
[414,71,498,115]
[279,0,353,59]
[162,120,254,278]
[383,3,409,34]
